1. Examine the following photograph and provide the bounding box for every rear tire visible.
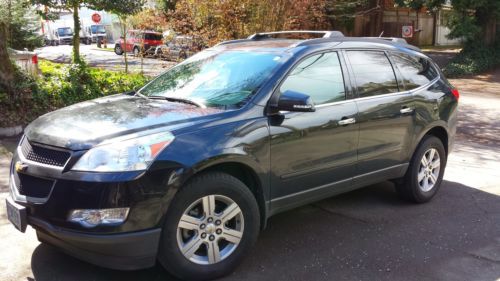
[396,136,447,203]
[158,172,260,281]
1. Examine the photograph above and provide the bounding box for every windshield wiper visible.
[147,96,206,108]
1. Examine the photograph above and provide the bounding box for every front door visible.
[269,51,359,212]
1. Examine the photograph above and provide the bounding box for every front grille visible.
[13,171,54,198]
[21,138,71,167]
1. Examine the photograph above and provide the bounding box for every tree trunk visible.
[477,7,497,46]
[483,18,497,46]
[0,22,15,98]
[72,1,81,63]
[120,16,128,73]
[7,0,12,45]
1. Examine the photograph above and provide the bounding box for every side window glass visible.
[391,53,438,90]
[280,52,345,105]
[347,51,399,97]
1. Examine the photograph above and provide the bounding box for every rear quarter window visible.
[390,53,438,90]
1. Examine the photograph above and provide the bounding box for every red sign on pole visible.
[91,13,101,24]
[402,25,413,38]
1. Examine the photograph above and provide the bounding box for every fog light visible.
[68,208,129,228]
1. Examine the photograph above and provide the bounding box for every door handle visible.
[400,107,414,114]
[338,118,356,126]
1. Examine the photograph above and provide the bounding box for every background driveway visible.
[36,44,176,76]
[0,76,499,281]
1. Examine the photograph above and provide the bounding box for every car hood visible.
[25,94,223,150]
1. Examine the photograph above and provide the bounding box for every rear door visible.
[125,31,135,52]
[345,50,415,186]
[269,51,359,212]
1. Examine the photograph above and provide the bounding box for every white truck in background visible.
[40,21,59,46]
[41,20,73,45]
[41,20,107,46]
[81,24,107,44]
[56,26,74,45]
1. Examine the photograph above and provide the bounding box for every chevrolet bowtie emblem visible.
[15,161,28,173]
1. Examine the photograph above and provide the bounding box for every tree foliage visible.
[0,0,44,50]
[325,0,369,32]
[162,0,372,46]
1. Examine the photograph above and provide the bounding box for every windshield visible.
[57,27,73,36]
[139,50,284,109]
[91,25,106,34]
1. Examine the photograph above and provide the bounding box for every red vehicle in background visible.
[114,30,163,56]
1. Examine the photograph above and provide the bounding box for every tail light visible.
[31,54,38,64]
[451,88,459,101]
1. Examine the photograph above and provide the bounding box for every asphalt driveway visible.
[35,44,176,76]
[0,86,499,281]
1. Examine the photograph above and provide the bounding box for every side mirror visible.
[277,90,316,112]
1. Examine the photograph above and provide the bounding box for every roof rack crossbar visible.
[248,30,344,40]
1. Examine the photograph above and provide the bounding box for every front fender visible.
[150,117,271,224]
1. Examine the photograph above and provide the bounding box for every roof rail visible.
[248,30,344,40]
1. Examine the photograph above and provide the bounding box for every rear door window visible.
[390,53,438,90]
[280,52,346,105]
[346,51,399,98]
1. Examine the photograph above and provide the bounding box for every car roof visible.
[213,31,423,55]
[129,30,162,34]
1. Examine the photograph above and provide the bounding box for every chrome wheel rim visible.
[418,148,441,192]
[176,195,244,265]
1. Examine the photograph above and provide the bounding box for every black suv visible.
[7,31,458,280]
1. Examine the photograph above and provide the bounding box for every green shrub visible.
[37,60,149,106]
[1,60,150,127]
[443,41,500,78]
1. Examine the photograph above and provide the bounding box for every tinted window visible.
[347,51,399,97]
[391,53,438,90]
[91,25,106,34]
[145,33,162,41]
[57,27,73,36]
[280,52,345,105]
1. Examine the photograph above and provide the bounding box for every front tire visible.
[158,172,260,281]
[114,44,123,55]
[133,46,141,57]
[396,136,447,203]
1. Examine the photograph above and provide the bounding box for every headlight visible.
[72,132,174,172]
[68,208,130,228]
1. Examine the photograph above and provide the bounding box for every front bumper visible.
[30,215,161,270]
[7,136,184,269]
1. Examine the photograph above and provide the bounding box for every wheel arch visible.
[416,125,449,155]
[197,161,268,229]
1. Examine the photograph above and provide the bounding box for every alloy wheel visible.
[417,148,441,192]
[176,195,244,265]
